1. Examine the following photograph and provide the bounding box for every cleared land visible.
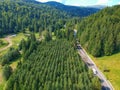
[90,53,120,90]
[0,39,8,50]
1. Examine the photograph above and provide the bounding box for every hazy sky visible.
[36,0,120,6]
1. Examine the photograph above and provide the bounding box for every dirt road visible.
[0,36,12,52]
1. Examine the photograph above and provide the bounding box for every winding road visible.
[77,44,114,90]
[0,36,12,52]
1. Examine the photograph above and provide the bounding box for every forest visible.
[0,0,70,37]
[45,1,99,17]
[0,0,100,38]
[0,0,120,90]
[5,38,101,90]
[77,5,120,57]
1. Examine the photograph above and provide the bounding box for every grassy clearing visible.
[11,33,40,48]
[0,50,8,57]
[0,81,6,90]
[10,57,22,71]
[90,53,120,90]
[11,33,26,48]
[0,39,8,49]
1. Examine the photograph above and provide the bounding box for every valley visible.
[0,0,120,90]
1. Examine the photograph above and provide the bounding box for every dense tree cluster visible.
[0,0,70,37]
[1,48,20,66]
[3,65,12,81]
[77,5,120,57]
[19,33,37,59]
[5,39,101,90]
[55,17,81,40]
[45,1,100,17]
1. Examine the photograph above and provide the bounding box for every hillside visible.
[77,5,120,57]
[20,0,100,17]
[0,0,70,37]
[45,1,100,17]
[5,38,101,90]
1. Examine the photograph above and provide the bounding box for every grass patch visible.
[11,33,26,48]
[10,57,22,71]
[0,39,8,49]
[90,53,120,90]
[11,33,40,48]
[0,81,6,90]
[0,50,8,57]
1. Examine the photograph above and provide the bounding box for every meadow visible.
[90,53,120,90]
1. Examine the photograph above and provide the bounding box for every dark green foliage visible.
[45,1,100,17]
[55,18,81,40]
[3,65,12,81]
[19,33,37,59]
[77,5,120,57]
[1,48,20,66]
[0,0,70,37]
[5,40,101,90]
[44,30,52,41]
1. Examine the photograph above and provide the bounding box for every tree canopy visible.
[5,39,101,90]
[0,0,70,37]
[77,5,120,57]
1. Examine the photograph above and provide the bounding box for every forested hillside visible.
[45,1,99,17]
[77,5,120,57]
[0,0,70,37]
[5,39,101,90]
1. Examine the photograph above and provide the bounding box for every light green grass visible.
[0,81,6,90]
[11,33,40,48]
[11,33,26,48]
[0,39,8,49]
[90,53,120,90]
[35,33,40,39]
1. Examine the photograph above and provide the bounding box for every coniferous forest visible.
[5,38,101,90]
[0,0,70,37]
[77,5,120,57]
[1,0,120,89]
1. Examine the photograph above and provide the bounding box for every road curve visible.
[77,44,114,90]
[0,36,12,52]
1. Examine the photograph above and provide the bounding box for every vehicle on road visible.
[77,45,82,49]
[92,68,97,75]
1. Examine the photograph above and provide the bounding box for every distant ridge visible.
[44,1,100,17]
[86,5,107,9]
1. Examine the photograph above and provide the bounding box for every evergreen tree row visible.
[5,39,101,90]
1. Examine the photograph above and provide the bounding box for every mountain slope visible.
[45,1,100,17]
[0,0,70,37]
[77,5,120,57]
[15,0,100,17]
